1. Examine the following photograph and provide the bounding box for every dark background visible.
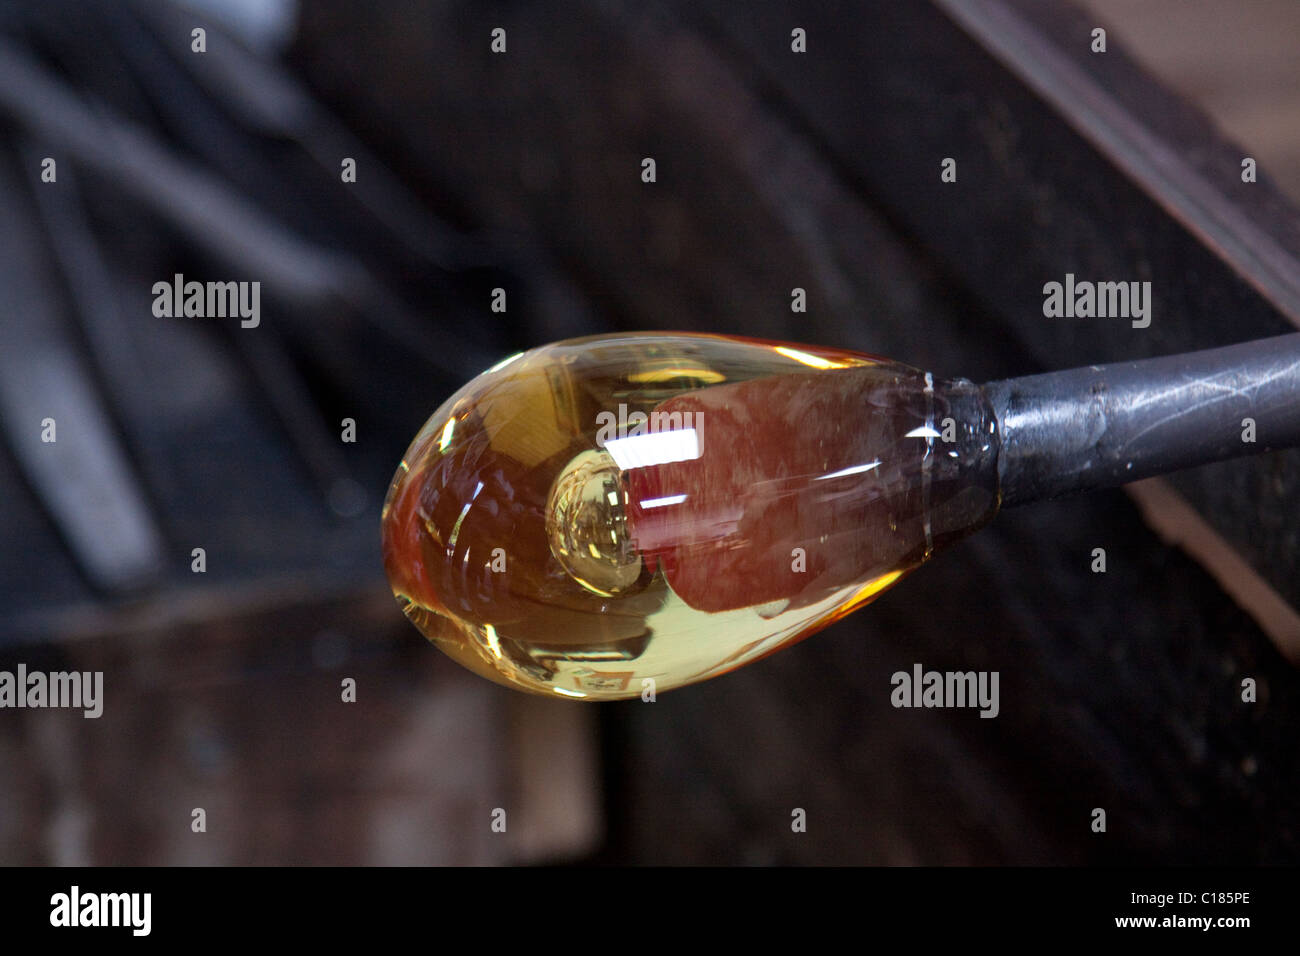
[0,0,1297,864]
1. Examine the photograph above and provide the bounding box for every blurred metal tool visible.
[0,156,165,593]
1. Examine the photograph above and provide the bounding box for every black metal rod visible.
[984,333,1300,506]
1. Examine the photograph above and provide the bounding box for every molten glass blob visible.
[381,333,1001,699]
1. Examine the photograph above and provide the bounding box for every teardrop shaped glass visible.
[381,333,1001,699]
